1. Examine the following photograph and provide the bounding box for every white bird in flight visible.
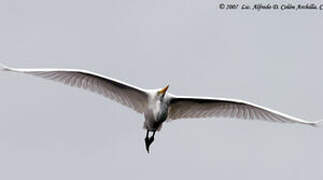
[1,64,322,153]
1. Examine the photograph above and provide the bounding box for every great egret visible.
[1,64,321,153]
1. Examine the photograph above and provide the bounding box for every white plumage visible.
[1,64,321,153]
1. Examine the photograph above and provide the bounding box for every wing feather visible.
[2,65,148,113]
[168,95,322,126]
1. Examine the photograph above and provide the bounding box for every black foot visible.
[145,137,150,153]
[145,136,155,153]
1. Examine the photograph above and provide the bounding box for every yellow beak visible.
[159,85,169,94]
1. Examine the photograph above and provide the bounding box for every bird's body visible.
[1,64,322,153]
[144,90,170,131]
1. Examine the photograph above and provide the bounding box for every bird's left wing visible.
[1,64,148,113]
[167,95,322,126]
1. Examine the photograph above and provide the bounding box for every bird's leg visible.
[144,130,157,153]
[150,131,156,143]
[145,130,151,153]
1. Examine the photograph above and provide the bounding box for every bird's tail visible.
[0,63,10,71]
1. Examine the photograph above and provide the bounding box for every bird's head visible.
[157,85,169,97]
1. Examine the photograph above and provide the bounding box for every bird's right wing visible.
[167,95,322,126]
[1,64,148,113]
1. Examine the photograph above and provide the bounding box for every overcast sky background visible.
[1,0,323,179]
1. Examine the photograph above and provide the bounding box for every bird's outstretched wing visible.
[1,64,148,113]
[167,95,322,126]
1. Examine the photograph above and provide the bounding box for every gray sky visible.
[1,0,323,179]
